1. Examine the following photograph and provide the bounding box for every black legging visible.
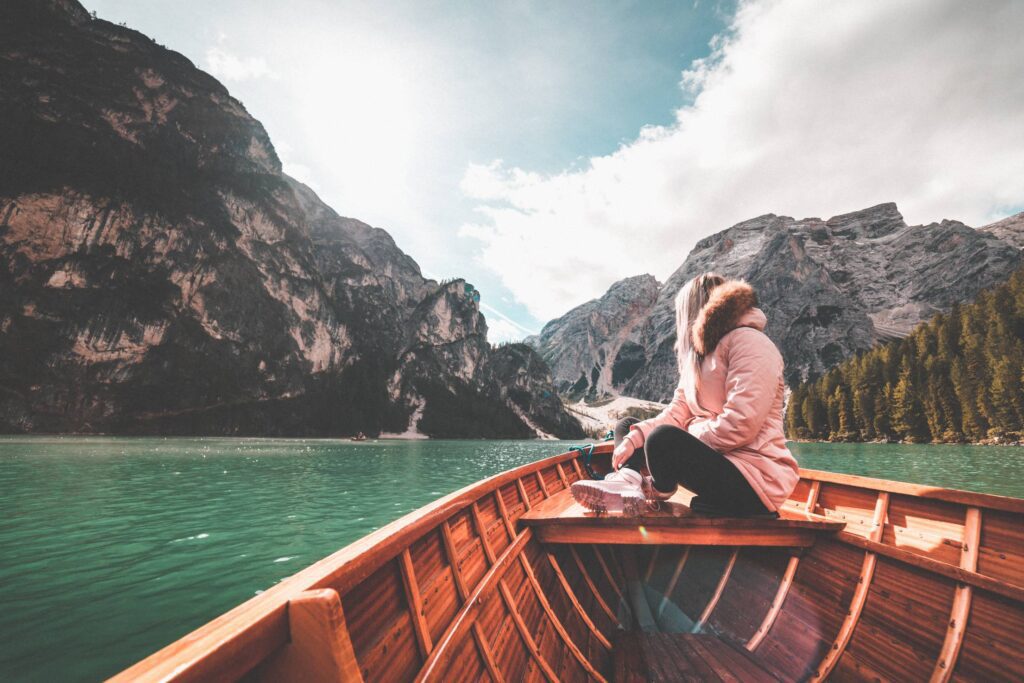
[614,416,769,515]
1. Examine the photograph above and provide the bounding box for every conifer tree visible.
[786,384,808,437]
[892,357,929,441]
[785,268,1024,443]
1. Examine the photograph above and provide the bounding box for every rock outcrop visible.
[980,211,1024,250]
[538,204,1023,402]
[526,274,660,400]
[0,0,581,438]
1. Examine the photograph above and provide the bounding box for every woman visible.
[570,273,799,517]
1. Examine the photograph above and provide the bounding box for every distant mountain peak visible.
[535,203,1022,402]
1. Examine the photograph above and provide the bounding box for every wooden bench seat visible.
[520,488,844,546]
[614,633,779,682]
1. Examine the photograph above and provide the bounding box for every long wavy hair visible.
[673,272,725,407]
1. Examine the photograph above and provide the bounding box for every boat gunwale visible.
[797,467,1024,514]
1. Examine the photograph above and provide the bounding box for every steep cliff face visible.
[0,1,581,437]
[526,274,660,400]
[538,204,1023,403]
[488,343,584,439]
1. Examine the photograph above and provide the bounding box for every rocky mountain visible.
[526,274,660,400]
[0,0,583,438]
[535,203,1022,402]
[980,211,1024,250]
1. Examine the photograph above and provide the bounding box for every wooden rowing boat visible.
[111,443,1024,682]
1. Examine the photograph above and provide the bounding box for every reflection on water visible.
[0,436,1020,681]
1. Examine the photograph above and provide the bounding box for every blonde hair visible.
[673,272,725,407]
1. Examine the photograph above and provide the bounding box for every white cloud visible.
[480,301,537,344]
[459,0,1024,321]
[204,45,277,81]
[486,317,528,344]
[275,141,320,192]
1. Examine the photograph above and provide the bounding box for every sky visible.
[87,0,1024,342]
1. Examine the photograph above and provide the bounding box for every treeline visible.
[786,268,1024,443]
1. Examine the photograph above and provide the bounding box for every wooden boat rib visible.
[111,443,1024,682]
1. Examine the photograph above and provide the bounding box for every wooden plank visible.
[746,554,799,652]
[555,463,570,488]
[781,479,821,517]
[809,492,889,681]
[656,547,691,620]
[592,545,625,603]
[569,545,621,626]
[472,623,504,683]
[535,470,550,498]
[256,589,364,682]
[660,633,716,680]
[400,548,433,659]
[626,634,780,683]
[516,478,533,511]
[607,545,633,593]
[618,549,652,632]
[441,517,504,683]
[471,501,499,565]
[799,468,1024,515]
[693,548,739,632]
[544,552,613,650]
[686,636,744,683]
[534,524,821,547]
[613,633,646,683]
[950,589,1024,681]
[416,530,532,682]
[977,509,1024,586]
[493,490,518,541]
[440,521,470,602]
[518,553,609,682]
[521,489,844,532]
[645,547,661,582]
[571,457,585,481]
[747,481,819,651]
[930,506,981,683]
[692,636,778,683]
[837,531,1024,603]
[497,579,559,683]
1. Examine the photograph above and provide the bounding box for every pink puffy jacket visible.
[622,281,799,511]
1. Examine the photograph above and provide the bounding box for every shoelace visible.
[568,443,603,480]
[568,431,616,480]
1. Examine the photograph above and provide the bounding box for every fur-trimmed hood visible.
[691,280,765,356]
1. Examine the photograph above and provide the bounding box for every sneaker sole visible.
[571,481,645,517]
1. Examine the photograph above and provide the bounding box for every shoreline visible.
[790,437,1024,447]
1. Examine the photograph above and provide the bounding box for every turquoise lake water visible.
[0,436,1021,681]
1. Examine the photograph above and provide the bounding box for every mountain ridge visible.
[0,0,583,438]
[531,202,1023,402]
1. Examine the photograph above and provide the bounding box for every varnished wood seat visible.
[520,488,845,546]
[614,633,779,682]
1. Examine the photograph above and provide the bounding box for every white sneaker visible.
[571,468,651,516]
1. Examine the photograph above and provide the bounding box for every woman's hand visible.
[612,439,636,470]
